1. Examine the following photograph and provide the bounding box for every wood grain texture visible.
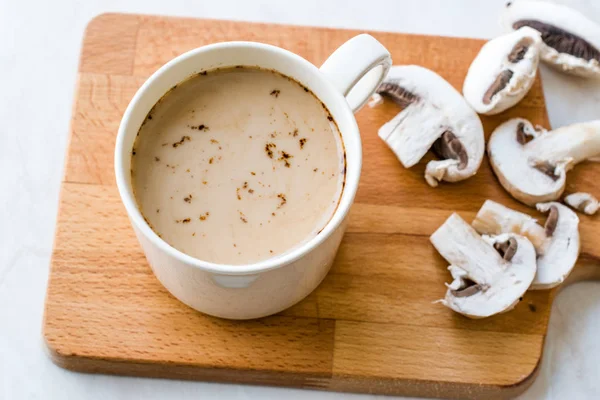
[43,13,600,400]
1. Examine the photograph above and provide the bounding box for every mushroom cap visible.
[377,65,484,186]
[472,200,580,291]
[488,118,565,206]
[501,1,600,79]
[564,192,599,215]
[532,202,580,290]
[463,27,542,115]
[430,213,537,318]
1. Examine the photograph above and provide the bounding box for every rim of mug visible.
[115,41,362,275]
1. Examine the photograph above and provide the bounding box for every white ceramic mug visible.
[115,34,391,319]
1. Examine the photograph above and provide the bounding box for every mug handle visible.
[320,34,392,113]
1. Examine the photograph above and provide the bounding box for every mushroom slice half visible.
[564,192,599,215]
[430,213,537,318]
[375,65,484,187]
[472,200,580,290]
[501,1,600,79]
[463,27,542,115]
[487,118,600,206]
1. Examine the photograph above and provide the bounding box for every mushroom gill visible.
[431,131,469,170]
[513,20,600,63]
[493,236,518,261]
[451,278,489,298]
[375,81,419,108]
[515,121,533,145]
[533,160,560,181]
[508,37,534,62]
[544,205,559,236]
[482,70,514,105]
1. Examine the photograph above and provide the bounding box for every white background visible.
[1,0,600,398]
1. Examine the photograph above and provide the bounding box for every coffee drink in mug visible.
[116,35,390,318]
[131,67,345,265]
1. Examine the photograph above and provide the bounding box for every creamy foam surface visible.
[131,67,345,265]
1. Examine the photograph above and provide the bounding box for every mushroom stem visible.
[526,121,600,165]
[564,192,599,215]
[472,199,546,250]
[431,213,504,285]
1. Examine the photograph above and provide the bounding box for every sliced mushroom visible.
[502,1,600,79]
[472,199,546,248]
[564,192,599,215]
[472,200,580,290]
[463,27,542,115]
[375,65,485,187]
[487,118,600,206]
[430,213,537,318]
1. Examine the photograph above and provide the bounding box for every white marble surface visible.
[1,0,599,398]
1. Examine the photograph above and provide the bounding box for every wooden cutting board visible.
[43,13,600,399]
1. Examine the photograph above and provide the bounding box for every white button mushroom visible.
[564,192,599,215]
[374,65,485,187]
[472,200,580,290]
[463,27,542,115]
[501,1,600,79]
[487,118,600,206]
[430,213,537,318]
